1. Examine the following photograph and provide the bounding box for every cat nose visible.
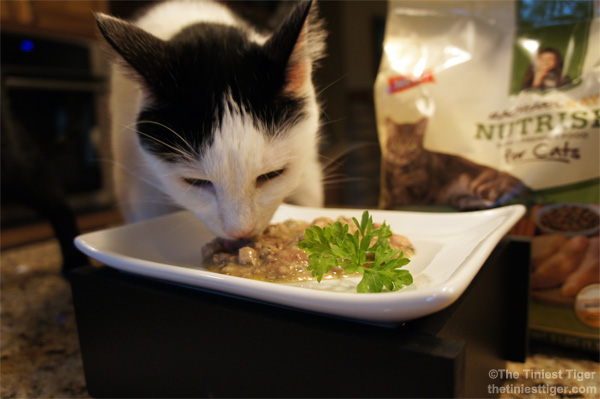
[227,228,254,239]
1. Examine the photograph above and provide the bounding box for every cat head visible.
[96,1,326,239]
[385,118,427,165]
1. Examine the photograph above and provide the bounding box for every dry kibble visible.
[540,205,599,232]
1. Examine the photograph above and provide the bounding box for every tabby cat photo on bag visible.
[382,118,529,210]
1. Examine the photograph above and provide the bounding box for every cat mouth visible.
[222,239,250,252]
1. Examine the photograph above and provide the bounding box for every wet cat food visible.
[375,0,599,351]
[202,217,414,283]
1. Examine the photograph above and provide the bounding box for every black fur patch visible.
[135,22,307,161]
[96,1,321,162]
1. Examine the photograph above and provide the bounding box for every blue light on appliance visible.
[20,39,34,52]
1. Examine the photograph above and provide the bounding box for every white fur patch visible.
[152,91,321,239]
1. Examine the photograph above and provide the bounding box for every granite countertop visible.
[1,238,598,398]
[1,240,89,398]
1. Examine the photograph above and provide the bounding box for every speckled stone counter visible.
[1,240,89,398]
[1,238,598,398]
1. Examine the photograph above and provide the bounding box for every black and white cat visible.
[96,0,326,239]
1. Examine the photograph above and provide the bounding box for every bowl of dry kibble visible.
[534,203,600,237]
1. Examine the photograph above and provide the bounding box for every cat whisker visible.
[99,155,193,203]
[316,73,348,97]
[318,117,347,128]
[319,141,377,172]
[319,154,345,172]
[319,107,334,124]
[137,120,199,157]
[315,74,348,123]
[119,122,198,164]
[322,175,367,185]
[321,178,368,191]
[97,157,171,195]
[321,171,355,181]
[139,132,196,164]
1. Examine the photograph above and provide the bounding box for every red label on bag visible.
[388,70,435,93]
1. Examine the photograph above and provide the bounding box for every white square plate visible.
[75,204,525,324]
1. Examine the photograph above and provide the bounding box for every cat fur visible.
[96,0,326,239]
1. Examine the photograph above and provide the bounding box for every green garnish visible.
[298,211,413,293]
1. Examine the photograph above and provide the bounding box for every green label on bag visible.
[510,0,594,95]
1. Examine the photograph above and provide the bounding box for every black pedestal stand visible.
[71,239,529,398]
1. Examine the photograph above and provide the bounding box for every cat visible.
[96,0,326,239]
[383,118,528,210]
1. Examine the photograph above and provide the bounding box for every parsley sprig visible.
[298,211,412,293]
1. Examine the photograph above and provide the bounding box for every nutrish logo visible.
[388,70,434,94]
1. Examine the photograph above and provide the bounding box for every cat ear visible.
[95,13,168,92]
[264,0,326,95]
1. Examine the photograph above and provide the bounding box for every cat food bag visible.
[375,0,599,351]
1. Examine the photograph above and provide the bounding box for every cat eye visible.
[182,177,213,190]
[256,168,285,186]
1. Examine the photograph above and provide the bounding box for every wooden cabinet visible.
[1,0,108,39]
[1,1,35,26]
